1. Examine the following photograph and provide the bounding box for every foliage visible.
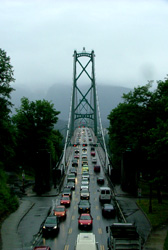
[108,78,168,188]
[137,199,168,228]
[0,48,16,169]
[12,97,62,172]
[0,167,19,217]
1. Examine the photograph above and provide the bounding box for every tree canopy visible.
[0,48,15,169]
[12,97,62,173]
[108,78,168,187]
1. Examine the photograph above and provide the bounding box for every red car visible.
[33,246,51,250]
[91,151,95,156]
[60,195,71,206]
[53,205,67,219]
[78,213,93,230]
[94,165,100,173]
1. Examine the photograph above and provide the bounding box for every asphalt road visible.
[32,128,116,249]
[16,127,151,250]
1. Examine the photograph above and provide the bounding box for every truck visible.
[106,223,142,250]
[75,233,99,250]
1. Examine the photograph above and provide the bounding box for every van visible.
[99,187,112,203]
[75,233,99,250]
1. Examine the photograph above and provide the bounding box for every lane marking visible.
[96,206,98,210]
[68,228,72,234]
[97,216,100,220]
[100,245,104,250]
[64,245,69,250]
[72,215,75,220]
[98,228,102,234]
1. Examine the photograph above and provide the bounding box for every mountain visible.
[11,83,132,127]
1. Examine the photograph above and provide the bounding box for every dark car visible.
[72,159,78,167]
[70,168,77,176]
[66,181,75,190]
[62,187,72,198]
[42,215,59,236]
[78,213,93,230]
[94,165,100,173]
[102,203,116,217]
[60,195,71,206]
[67,174,76,183]
[33,247,51,250]
[97,176,104,185]
[78,200,91,213]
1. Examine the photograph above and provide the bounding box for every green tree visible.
[108,79,168,198]
[0,48,15,169]
[12,97,62,173]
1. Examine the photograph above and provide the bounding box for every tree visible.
[0,48,15,169]
[12,97,62,173]
[108,79,168,200]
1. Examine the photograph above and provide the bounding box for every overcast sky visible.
[1,0,168,90]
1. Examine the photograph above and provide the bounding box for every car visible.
[42,215,59,236]
[78,200,91,213]
[81,180,89,185]
[33,247,51,250]
[82,147,87,152]
[82,172,90,180]
[62,187,72,198]
[74,154,80,159]
[60,195,71,206]
[82,161,88,166]
[92,157,97,164]
[80,189,90,200]
[75,150,80,154]
[82,166,89,173]
[91,151,95,156]
[66,181,75,190]
[75,233,98,250]
[70,168,77,176]
[97,176,104,185]
[94,165,100,173]
[67,173,76,183]
[72,159,78,167]
[102,203,116,217]
[82,177,89,182]
[53,205,67,219]
[80,184,89,191]
[78,213,93,229]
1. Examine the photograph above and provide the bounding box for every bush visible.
[0,169,19,217]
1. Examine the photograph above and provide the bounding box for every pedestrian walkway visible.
[144,225,168,250]
[1,199,34,250]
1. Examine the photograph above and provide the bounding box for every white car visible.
[81,180,89,185]
[80,184,89,191]
[92,157,97,164]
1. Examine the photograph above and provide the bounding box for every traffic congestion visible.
[35,127,118,250]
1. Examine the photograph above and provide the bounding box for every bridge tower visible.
[69,48,98,137]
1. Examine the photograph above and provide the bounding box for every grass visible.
[137,199,168,228]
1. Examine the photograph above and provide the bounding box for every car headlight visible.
[43,226,46,229]
[54,226,57,229]
[80,223,83,225]
[88,223,90,225]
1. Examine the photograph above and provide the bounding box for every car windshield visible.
[62,196,69,200]
[55,207,65,211]
[104,204,113,209]
[81,190,88,193]
[46,217,56,224]
[80,215,91,220]
[79,200,89,205]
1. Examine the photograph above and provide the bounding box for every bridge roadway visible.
[37,127,116,249]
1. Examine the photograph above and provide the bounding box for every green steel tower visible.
[69,48,98,137]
